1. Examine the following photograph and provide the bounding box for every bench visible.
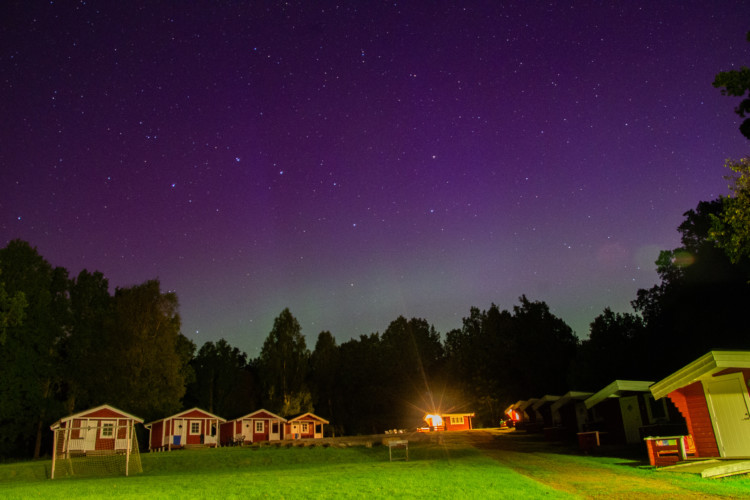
[644,435,696,467]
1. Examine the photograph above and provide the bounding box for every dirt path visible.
[457,430,735,499]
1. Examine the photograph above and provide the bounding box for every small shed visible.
[514,398,541,431]
[517,399,540,421]
[584,380,654,445]
[532,395,561,427]
[220,409,286,445]
[423,412,475,431]
[504,401,523,423]
[650,350,750,458]
[284,412,329,439]
[551,391,592,434]
[50,404,143,454]
[443,412,474,431]
[145,408,226,451]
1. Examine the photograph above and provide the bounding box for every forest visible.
[1,185,749,459]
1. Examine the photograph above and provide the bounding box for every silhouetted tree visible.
[309,331,339,433]
[0,240,70,458]
[0,269,27,346]
[336,333,387,434]
[504,296,579,399]
[713,31,750,140]
[633,201,750,379]
[571,308,646,390]
[184,339,255,417]
[61,270,113,413]
[107,280,189,422]
[256,308,311,416]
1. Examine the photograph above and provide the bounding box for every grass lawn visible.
[2,431,750,499]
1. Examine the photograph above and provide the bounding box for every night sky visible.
[2,2,749,357]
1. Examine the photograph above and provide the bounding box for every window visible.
[450,416,464,425]
[100,421,115,438]
[190,421,201,435]
[255,421,264,433]
[315,424,322,434]
[272,422,279,433]
[301,423,309,433]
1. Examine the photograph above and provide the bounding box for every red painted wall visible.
[443,415,473,431]
[668,381,719,457]
[151,421,164,448]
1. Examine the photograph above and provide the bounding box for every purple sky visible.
[2,2,749,357]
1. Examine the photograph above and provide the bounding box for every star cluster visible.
[2,2,749,355]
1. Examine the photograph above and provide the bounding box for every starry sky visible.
[2,2,749,357]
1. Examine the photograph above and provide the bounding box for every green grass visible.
[3,436,750,499]
[0,442,569,499]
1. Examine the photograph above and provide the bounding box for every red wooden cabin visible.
[145,408,225,451]
[284,413,329,439]
[442,413,474,431]
[583,380,655,445]
[220,409,286,445]
[50,404,143,454]
[549,391,593,439]
[650,350,750,459]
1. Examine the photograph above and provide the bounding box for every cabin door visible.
[704,372,750,457]
[618,396,644,444]
[269,421,280,440]
[242,419,253,442]
[82,419,97,450]
[175,419,187,446]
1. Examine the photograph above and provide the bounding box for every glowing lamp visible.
[424,414,444,428]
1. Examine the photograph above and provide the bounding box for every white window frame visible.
[301,422,309,433]
[190,421,201,435]
[100,420,115,439]
[450,416,464,425]
[255,420,264,433]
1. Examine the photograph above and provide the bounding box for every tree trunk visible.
[33,417,44,459]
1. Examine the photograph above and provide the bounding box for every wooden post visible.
[50,428,57,479]
[125,422,131,477]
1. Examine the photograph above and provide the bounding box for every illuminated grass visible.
[0,442,568,499]
[2,434,750,499]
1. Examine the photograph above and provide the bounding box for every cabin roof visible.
[651,350,750,400]
[550,391,593,413]
[532,395,560,410]
[287,412,330,424]
[584,380,654,409]
[50,404,143,429]
[144,407,226,427]
[229,408,287,422]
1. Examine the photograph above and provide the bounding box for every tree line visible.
[2,188,748,459]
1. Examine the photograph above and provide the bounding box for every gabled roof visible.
[287,412,330,424]
[145,407,226,427]
[504,400,524,415]
[517,399,539,412]
[532,395,560,411]
[50,404,143,429]
[230,408,287,422]
[651,351,750,400]
[584,380,654,409]
[550,391,593,413]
